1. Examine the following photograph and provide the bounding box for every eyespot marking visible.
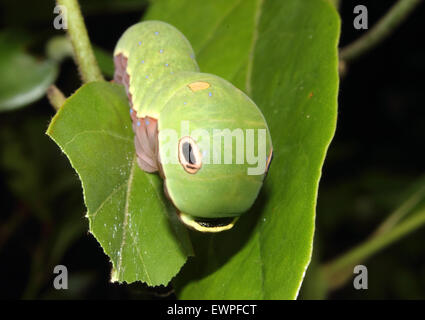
[178,136,202,174]
[188,81,210,92]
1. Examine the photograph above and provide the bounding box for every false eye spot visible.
[187,81,210,92]
[178,136,202,174]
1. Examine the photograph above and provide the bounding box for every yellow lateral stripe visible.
[179,212,237,233]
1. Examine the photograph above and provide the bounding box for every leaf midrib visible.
[247,0,267,299]
[245,0,263,96]
[115,156,154,284]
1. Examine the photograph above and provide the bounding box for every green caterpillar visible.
[114,21,273,232]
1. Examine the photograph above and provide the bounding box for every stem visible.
[47,85,66,111]
[373,184,425,237]
[57,0,104,82]
[340,0,422,62]
[322,207,425,290]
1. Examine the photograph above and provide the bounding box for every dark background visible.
[0,0,424,299]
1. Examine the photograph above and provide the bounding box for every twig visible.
[322,207,425,290]
[47,85,66,111]
[372,184,425,237]
[57,0,104,82]
[340,0,422,62]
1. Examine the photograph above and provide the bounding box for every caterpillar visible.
[114,21,273,232]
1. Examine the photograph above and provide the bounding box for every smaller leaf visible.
[46,36,74,63]
[47,81,193,286]
[0,33,58,112]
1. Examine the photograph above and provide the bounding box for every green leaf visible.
[47,82,193,286]
[0,32,58,112]
[146,0,340,299]
[145,0,257,91]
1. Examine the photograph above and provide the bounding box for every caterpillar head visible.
[157,75,273,232]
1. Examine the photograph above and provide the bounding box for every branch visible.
[340,0,422,62]
[57,0,104,82]
[322,207,425,290]
[47,85,66,111]
[373,184,425,237]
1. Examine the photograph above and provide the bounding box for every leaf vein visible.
[89,182,127,220]
[246,0,264,96]
[128,230,153,284]
[116,156,136,279]
[63,130,132,148]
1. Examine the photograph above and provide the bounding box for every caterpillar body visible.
[114,21,273,232]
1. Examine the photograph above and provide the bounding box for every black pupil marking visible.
[182,142,196,165]
[195,217,235,228]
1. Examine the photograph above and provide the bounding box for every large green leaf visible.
[47,82,193,286]
[145,0,257,91]
[0,32,58,112]
[146,0,340,299]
